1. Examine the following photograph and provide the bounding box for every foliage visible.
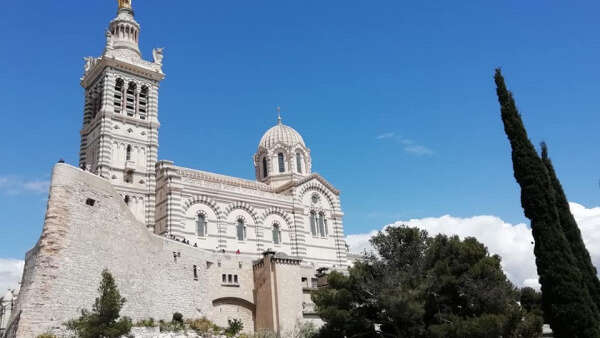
[172,312,184,324]
[36,334,57,338]
[134,317,156,327]
[224,318,244,337]
[65,269,132,338]
[186,317,222,335]
[494,68,600,337]
[541,142,600,311]
[312,225,544,338]
[158,319,184,332]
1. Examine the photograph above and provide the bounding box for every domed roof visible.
[259,117,306,150]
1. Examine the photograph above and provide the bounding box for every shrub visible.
[187,317,221,334]
[225,318,244,337]
[36,334,57,338]
[134,317,156,327]
[172,312,184,324]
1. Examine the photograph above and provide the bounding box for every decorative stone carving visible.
[152,48,164,65]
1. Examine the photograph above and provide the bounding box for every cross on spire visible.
[276,106,282,125]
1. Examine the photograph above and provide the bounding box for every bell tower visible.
[79,0,165,230]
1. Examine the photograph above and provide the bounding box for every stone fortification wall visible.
[8,164,256,337]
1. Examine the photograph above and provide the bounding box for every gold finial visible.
[118,0,132,9]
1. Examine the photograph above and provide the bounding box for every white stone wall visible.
[8,164,256,337]
[155,163,348,268]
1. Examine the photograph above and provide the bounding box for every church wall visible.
[9,164,257,337]
[156,164,348,268]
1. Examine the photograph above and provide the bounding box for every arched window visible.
[126,82,136,117]
[310,211,317,236]
[318,212,326,237]
[126,145,132,161]
[296,153,302,173]
[278,153,285,173]
[272,223,281,244]
[262,157,268,178]
[114,78,124,113]
[138,86,148,120]
[236,219,246,241]
[197,214,207,237]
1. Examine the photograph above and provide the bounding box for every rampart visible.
[7,164,256,337]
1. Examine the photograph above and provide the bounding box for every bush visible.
[134,317,156,327]
[172,312,184,324]
[36,334,57,338]
[224,318,244,337]
[187,317,221,334]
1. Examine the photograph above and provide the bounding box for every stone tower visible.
[79,0,165,229]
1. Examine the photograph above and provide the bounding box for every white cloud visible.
[376,132,396,140]
[0,176,50,195]
[346,202,600,290]
[404,144,434,156]
[0,259,24,295]
[375,133,434,156]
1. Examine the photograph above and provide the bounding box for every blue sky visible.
[1,0,600,261]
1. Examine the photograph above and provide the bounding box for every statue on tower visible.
[153,48,164,65]
[118,0,132,9]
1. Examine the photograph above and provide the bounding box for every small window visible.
[228,274,232,283]
[310,211,317,236]
[85,198,96,206]
[237,219,246,241]
[234,275,238,284]
[318,212,326,237]
[124,171,133,183]
[126,145,132,161]
[222,274,226,283]
[278,153,285,173]
[296,153,302,173]
[311,278,318,288]
[193,265,198,280]
[197,214,207,237]
[272,223,281,245]
[124,195,130,206]
[262,157,268,178]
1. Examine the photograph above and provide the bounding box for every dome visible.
[258,117,306,150]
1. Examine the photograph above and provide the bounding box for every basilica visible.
[3,1,349,337]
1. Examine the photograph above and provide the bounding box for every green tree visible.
[65,269,132,338]
[313,225,542,338]
[494,68,600,337]
[541,142,600,311]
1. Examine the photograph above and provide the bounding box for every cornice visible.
[175,166,275,193]
[276,173,340,195]
[81,56,164,88]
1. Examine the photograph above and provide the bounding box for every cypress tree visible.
[494,68,600,337]
[541,142,600,310]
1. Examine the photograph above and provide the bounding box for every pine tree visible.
[66,269,132,338]
[494,68,600,337]
[541,142,600,310]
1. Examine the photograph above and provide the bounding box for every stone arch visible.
[259,207,292,226]
[212,297,255,312]
[299,182,335,209]
[183,195,223,219]
[224,201,259,224]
